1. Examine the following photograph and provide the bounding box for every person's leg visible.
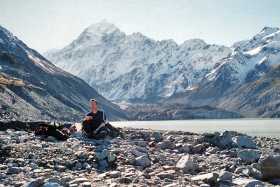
[105,123,123,138]
[82,120,94,138]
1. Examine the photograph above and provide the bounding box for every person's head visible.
[90,99,98,112]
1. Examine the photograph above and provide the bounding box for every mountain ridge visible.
[0,25,127,121]
[46,21,232,102]
[45,22,280,119]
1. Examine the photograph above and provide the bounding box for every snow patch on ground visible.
[243,46,263,56]
[28,53,55,74]
[258,57,267,65]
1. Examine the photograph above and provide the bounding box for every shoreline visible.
[0,123,280,186]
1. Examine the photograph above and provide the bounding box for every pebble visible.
[0,127,277,186]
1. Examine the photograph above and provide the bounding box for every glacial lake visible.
[112,119,280,138]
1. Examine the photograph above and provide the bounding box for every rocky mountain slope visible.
[46,21,231,102]
[167,27,280,118]
[0,25,127,121]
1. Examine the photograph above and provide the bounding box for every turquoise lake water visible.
[112,119,280,138]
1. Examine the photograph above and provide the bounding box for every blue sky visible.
[0,0,279,52]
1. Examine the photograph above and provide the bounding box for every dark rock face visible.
[0,25,127,121]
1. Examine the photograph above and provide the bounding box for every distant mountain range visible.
[45,21,232,102]
[0,25,127,121]
[46,22,280,119]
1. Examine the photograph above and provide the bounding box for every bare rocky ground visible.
[0,125,280,187]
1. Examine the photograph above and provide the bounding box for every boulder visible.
[98,159,109,170]
[25,178,44,187]
[109,171,121,178]
[192,144,207,154]
[131,147,147,157]
[175,154,198,174]
[232,136,257,149]
[152,131,162,142]
[80,182,91,187]
[158,140,175,149]
[42,182,63,187]
[203,131,257,149]
[273,144,280,153]
[191,172,219,186]
[179,143,192,153]
[238,149,261,163]
[95,149,108,160]
[219,171,233,182]
[135,155,151,168]
[6,166,22,174]
[233,178,265,187]
[203,131,237,148]
[260,154,280,180]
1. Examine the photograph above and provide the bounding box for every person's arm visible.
[84,113,93,121]
[102,110,107,123]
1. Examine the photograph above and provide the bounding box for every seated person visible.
[82,99,121,139]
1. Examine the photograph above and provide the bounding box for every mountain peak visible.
[255,26,279,39]
[260,26,279,34]
[85,20,120,35]
[0,25,17,42]
[180,39,207,50]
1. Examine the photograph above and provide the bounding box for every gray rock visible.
[206,147,219,154]
[98,160,109,170]
[152,131,162,142]
[107,151,117,163]
[204,131,256,149]
[80,182,91,187]
[119,177,132,184]
[131,148,147,157]
[273,144,280,153]
[96,149,108,160]
[6,166,22,174]
[158,140,175,149]
[135,155,151,168]
[260,154,280,180]
[233,178,265,187]
[25,178,44,187]
[156,170,176,179]
[179,143,192,153]
[232,136,257,149]
[191,172,219,186]
[175,154,198,174]
[199,184,210,187]
[238,149,261,163]
[109,171,121,178]
[219,171,233,182]
[69,178,89,186]
[192,144,206,154]
[247,166,262,180]
[42,182,62,187]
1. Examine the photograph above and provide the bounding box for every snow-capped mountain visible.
[204,27,280,93]
[165,27,280,118]
[46,21,231,102]
[45,21,280,118]
[0,25,127,121]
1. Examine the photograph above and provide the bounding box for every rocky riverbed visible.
[0,126,280,187]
